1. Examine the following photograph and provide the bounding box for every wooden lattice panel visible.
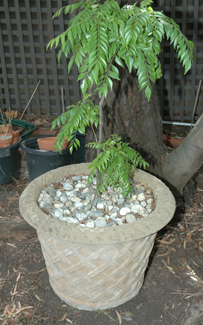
[0,1,202,119]
[154,0,203,122]
[0,0,80,115]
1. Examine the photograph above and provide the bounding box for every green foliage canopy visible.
[48,0,194,100]
[48,0,193,196]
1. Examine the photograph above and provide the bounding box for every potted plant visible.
[37,136,70,151]
[20,132,85,181]
[0,108,22,184]
[0,108,14,147]
[0,108,21,146]
[20,0,193,310]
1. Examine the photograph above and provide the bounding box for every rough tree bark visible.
[161,114,203,194]
[86,67,167,178]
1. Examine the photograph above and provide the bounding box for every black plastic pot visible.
[20,133,85,181]
[0,137,21,184]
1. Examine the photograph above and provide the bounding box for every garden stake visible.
[20,80,41,120]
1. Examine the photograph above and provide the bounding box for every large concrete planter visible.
[19,163,175,311]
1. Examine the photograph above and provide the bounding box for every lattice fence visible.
[0,0,203,120]
[154,0,203,122]
[0,0,80,116]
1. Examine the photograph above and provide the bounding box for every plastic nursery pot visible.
[0,137,21,184]
[37,137,70,151]
[0,134,13,148]
[20,134,85,181]
[19,163,176,311]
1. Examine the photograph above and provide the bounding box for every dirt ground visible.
[0,123,203,325]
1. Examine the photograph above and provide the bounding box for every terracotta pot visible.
[19,163,176,311]
[163,134,168,145]
[10,130,20,144]
[162,134,184,148]
[167,137,183,148]
[37,137,70,151]
[0,134,13,148]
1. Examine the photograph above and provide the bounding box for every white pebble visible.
[65,190,76,197]
[137,193,145,201]
[64,209,71,215]
[75,183,86,189]
[54,202,64,209]
[86,221,95,228]
[63,183,74,191]
[97,201,106,209]
[60,196,67,203]
[56,191,62,197]
[138,207,148,217]
[76,212,87,221]
[54,209,63,218]
[120,207,131,215]
[95,218,107,227]
[65,217,79,224]
[126,214,136,223]
[110,213,118,219]
[141,201,147,207]
[72,176,82,181]
[71,196,82,203]
[75,202,84,208]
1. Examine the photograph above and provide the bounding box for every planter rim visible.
[20,136,71,156]
[0,136,21,150]
[19,163,176,244]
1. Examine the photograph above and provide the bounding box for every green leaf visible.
[80,78,88,95]
[68,30,73,46]
[87,75,94,88]
[100,82,108,98]
[71,3,81,13]
[184,59,191,74]
[99,56,108,69]
[92,64,99,84]
[106,77,113,90]
[125,56,134,73]
[109,70,120,80]
[77,73,86,81]
[68,56,75,73]
[145,85,152,101]
[115,56,124,68]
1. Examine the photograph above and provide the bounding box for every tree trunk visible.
[161,113,203,194]
[86,67,167,176]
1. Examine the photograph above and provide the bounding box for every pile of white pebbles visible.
[38,174,155,228]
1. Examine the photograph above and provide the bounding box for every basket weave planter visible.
[19,163,175,310]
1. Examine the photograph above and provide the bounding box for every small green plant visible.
[48,0,193,197]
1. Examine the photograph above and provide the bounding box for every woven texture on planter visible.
[37,230,157,310]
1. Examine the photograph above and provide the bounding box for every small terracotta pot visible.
[163,134,168,145]
[167,137,183,148]
[37,137,70,151]
[10,130,20,144]
[0,134,13,148]
[162,134,184,148]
